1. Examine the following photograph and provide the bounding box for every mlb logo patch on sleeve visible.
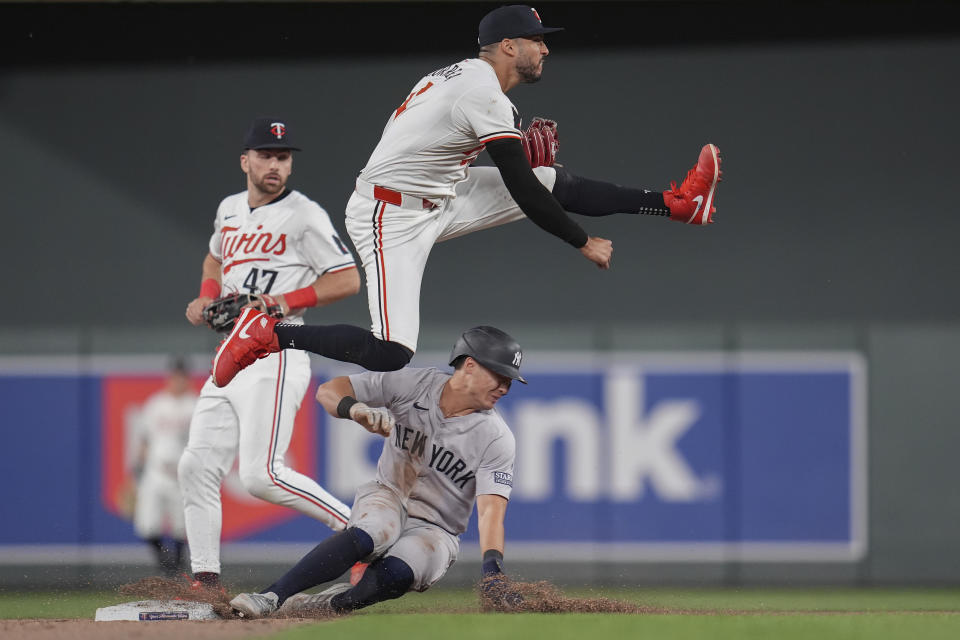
[494,471,513,487]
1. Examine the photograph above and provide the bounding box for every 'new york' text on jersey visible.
[349,367,515,535]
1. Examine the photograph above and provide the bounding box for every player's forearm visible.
[281,268,361,312]
[187,254,224,325]
[477,494,508,553]
[315,376,357,417]
[310,268,361,307]
[479,521,505,555]
[485,139,588,248]
[201,253,222,284]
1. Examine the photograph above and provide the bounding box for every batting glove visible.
[349,402,396,437]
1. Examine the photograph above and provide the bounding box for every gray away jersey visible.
[349,367,515,535]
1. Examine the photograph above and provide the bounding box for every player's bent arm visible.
[185,253,223,325]
[316,376,395,437]
[315,376,358,417]
[276,267,361,315]
[485,138,588,249]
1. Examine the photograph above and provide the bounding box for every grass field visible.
[2,587,959,640]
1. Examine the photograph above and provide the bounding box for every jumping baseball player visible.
[211,4,722,387]
[229,326,525,618]
[179,117,361,590]
[131,358,196,577]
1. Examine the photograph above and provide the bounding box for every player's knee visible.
[550,166,575,203]
[371,340,413,372]
[534,164,559,190]
[236,467,273,500]
[372,556,415,599]
[177,449,205,488]
[345,527,376,558]
[340,556,414,611]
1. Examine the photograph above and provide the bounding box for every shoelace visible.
[670,166,709,197]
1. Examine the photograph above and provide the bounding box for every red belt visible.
[356,178,437,210]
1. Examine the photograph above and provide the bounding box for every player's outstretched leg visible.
[229,527,375,617]
[280,556,414,615]
[212,308,412,387]
[550,143,722,224]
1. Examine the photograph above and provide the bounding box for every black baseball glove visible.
[202,293,284,333]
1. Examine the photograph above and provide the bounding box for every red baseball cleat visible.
[349,562,369,586]
[182,571,227,597]
[211,307,280,387]
[664,143,722,225]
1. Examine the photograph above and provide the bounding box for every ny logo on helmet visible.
[270,122,287,139]
[513,351,522,367]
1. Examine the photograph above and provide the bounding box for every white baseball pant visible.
[346,165,557,352]
[134,468,186,541]
[177,350,350,574]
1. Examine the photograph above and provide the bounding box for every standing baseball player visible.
[130,358,196,577]
[179,117,361,590]
[211,4,722,387]
[229,326,525,618]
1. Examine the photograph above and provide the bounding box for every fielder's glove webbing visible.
[520,117,559,168]
[202,293,283,332]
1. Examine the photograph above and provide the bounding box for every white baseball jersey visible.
[359,58,523,200]
[346,58,554,351]
[134,389,196,540]
[139,390,196,477]
[349,366,516,535]
[209,189,355,322]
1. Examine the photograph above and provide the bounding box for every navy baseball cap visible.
[478,5,564,47]
[243,117,301,151]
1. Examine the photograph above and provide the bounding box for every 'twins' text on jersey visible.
[209,190,355,322]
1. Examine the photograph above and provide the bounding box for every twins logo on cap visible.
[244,117,301,150]
[477,5,563,47]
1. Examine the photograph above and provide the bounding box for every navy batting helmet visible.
[449,325,526,384]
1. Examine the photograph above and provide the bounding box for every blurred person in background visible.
[130,357,197,577]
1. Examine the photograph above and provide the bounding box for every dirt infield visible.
[0,618,307,640]
[478,576,658,614]
[114,576,649,618]
[0,576,655,638]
